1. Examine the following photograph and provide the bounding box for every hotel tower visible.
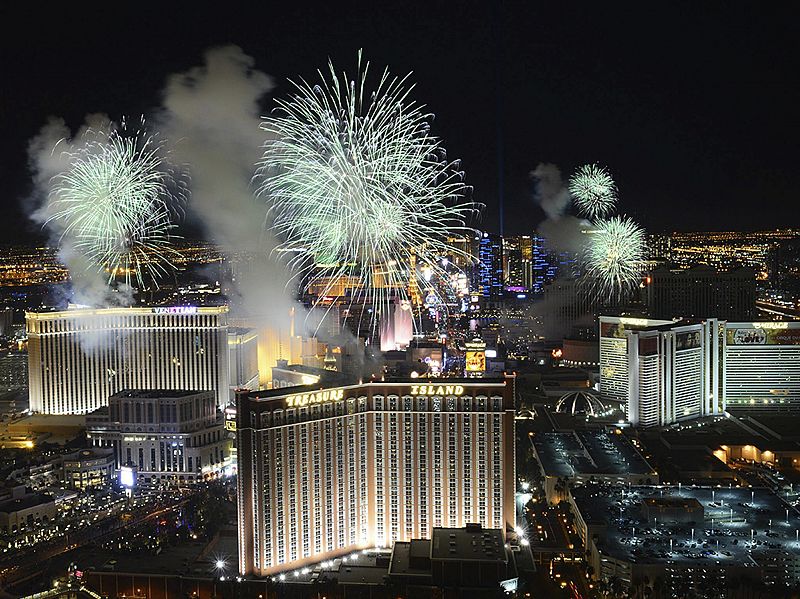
[236,376,516,576]
[27,306,229,414]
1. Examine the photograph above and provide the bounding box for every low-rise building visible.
[388,524,520,596]
[530,430,658,503]
[0,490,56,535]
[86,389,231,486]
[640,497,703,525]
[62,448,115,490]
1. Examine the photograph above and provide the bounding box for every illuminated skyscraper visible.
[236,377,516,576]
[478,233,503,299]
[27,306,229,415]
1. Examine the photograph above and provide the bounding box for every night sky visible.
[1,3,797,242]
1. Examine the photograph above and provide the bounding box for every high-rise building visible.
[646,265,756,321]
[502,236,523,289]
[26,306,229,415]
[379,298,413,351]
[600,316,692,425]
[724,322,800,411]
[0,352,28,391]
[86,389,231,485]
[601,317,800,422]
[228,327,259,398]
[478,233,504,299]
[236,376,516,576]
[645,233,672,263]
[540,279,602,341]
[531,235,549,294]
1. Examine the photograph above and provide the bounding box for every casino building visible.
[724,321,800,410]
[236,376,516,576]
[26,306,229,414]
[599,316,800,425]
[600,316,724,427]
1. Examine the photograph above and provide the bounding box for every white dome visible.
[555,390,608,417]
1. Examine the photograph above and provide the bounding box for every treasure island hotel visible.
[236,375,516,576]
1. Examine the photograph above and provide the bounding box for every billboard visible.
[727,326,800,346]
[601,322,627,339]
[676,331,701,351]
[465,340,486,374]
[638,336,658,356]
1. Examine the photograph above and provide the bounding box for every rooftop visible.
[429,525,507,562]
[110,389,211,399]
[642,497,704,510]
[532,430,656,478]
[0,492,53,513]
[244,376,509,400]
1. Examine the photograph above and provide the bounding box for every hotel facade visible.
[599,316,800,426]
[26,306,229,415]
[236,376,516,576]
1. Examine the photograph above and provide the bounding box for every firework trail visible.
[257,53,480,332]
[569,163,617,219]
[45,118,186,288]
[583,215,645,299]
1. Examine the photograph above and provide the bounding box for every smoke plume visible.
[532,162,591,255]
[158,45,300,330]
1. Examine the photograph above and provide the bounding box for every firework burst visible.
[46,118,186,288]
[583,215,645,299]
[569,163,617,219]
[257,53,479,331]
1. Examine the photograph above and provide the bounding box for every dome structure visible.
[555,390,609,417]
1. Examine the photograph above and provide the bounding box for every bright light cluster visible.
[46,118,185,288]
[257,53,479,329]
[569,163,617,219]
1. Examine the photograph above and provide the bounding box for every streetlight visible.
[216,559,226,570]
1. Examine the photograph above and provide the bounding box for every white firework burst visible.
[583,215,645,298]
[46,118,186,288]
[257,53,479,332]
[569,163,618,219]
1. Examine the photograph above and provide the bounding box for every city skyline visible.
[3,5,800,598]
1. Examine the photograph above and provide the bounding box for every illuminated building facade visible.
[599,316,724,427]
[86,389,231,485]
[236,377,516,576]
[478,233,503,299]
[26,306,229,415]
[724,321,800,410]
[602,317,800,422]
[228,327,259,398]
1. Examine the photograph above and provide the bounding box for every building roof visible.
[429,525,507,563]
[63,447,114,463]
[244,376,509,401]
[642,497,703,510]
[110,389,211,399]
[0,492,53,513]
[533,431,656,478]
